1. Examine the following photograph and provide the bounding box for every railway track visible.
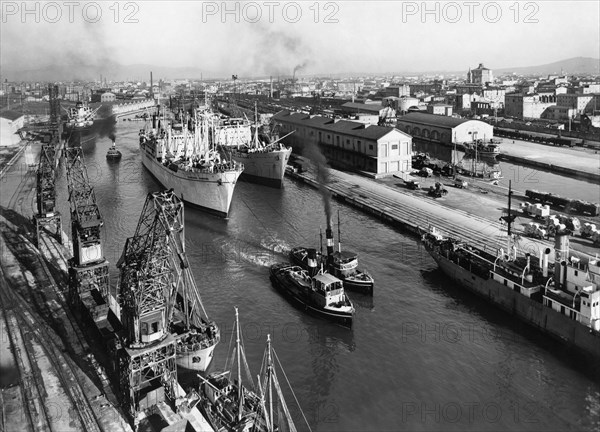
[0,262,102,432]
[1,145,104,432]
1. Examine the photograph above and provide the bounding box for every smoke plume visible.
[304,142,332,221]
[93,115,117,141]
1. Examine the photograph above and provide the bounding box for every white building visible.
[0,110,25,146]
[397,112,494,144]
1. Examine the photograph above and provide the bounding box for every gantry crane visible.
[34,85,63,245]
[116,189,219,425]
[63,143,110,322]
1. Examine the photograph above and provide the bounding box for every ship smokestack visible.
[307,248,318,277]
[542,248,550,278]
[326,218,334,270]
[152,113,157,129]
[553,232,569,289]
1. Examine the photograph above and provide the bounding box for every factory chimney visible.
[270,76,273,99]
[150,71,153,98]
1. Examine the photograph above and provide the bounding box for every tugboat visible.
[270,255,355,327]
[106,140,122,160]
[290,212,374,295]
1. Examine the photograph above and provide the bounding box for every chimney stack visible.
[307,248,318,277]
[542,247,551,278]
[326,218,334,270]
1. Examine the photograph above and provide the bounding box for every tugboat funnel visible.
[326,218,334,270]
[543,248,551,278]
[307,248,318,277]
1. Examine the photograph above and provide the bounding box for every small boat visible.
[269,262,355,327]
[290,212,374,295]
[106,141,122,160]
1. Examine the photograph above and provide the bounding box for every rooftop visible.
[0,110,24,121]
[398,112,473,128]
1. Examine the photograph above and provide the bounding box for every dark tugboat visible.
[106,140,122,160]
[290,212,374,295]
[270,252,355,327]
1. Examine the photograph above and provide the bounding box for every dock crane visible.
[116,189,219,425]
[34,84,63,245]
[63,143,111,321]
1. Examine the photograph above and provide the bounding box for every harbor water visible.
[57,122,600,432]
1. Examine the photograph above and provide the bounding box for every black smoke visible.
[304,142,332,221]
[93,115,117,141]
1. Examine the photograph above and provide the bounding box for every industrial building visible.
[396,112,494,145]
[505,93,557,119]
[0,110,25,146]
[273,110,412,177]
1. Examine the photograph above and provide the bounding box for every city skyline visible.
[1,1,599,79]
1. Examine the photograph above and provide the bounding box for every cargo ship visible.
[421,182,600,359]
[215,104,293,188]
[64,101,99,130]
[139,108,244,217]
[290,213,374,295]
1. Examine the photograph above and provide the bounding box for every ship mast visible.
[337,209,342,253]
[500,180,516,260]
[267,334,274,432]
[235,307,243,421]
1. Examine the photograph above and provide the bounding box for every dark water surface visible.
[56,122,599,432]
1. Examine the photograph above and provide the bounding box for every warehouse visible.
[273,110,412,177]
[0,110,25,146]
[396,112,494,145]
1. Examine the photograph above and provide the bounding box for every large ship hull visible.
[228,147,292,188]
[175,343,216,372]
[426,246,600,358]
[140,146,241,217]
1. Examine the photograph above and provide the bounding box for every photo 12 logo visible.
[1,1,140,24]
[401,1,540,24]
[201,1,340,24]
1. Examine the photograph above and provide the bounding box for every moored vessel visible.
[216,104,293,188]
[197,307,303,432]
[139,107,244,217]
[64,101,99,130]
[421,182,600,358]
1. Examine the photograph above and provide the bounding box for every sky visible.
[1,0,599,78]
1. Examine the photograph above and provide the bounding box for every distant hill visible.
[496,57,599,76]
[1,63,214,82]
[2,57,598,82]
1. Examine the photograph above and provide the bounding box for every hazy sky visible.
[1,0,598,77]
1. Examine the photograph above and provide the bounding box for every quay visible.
[286,164,598,261]
[0,127,214,431]
[497,138,600,182]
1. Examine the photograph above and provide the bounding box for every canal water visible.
[413,140,598,202]
[57,121,599,432]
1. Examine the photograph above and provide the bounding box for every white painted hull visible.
[176,343,216,372]
[140,146,242,217]
[229,147,292,187]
